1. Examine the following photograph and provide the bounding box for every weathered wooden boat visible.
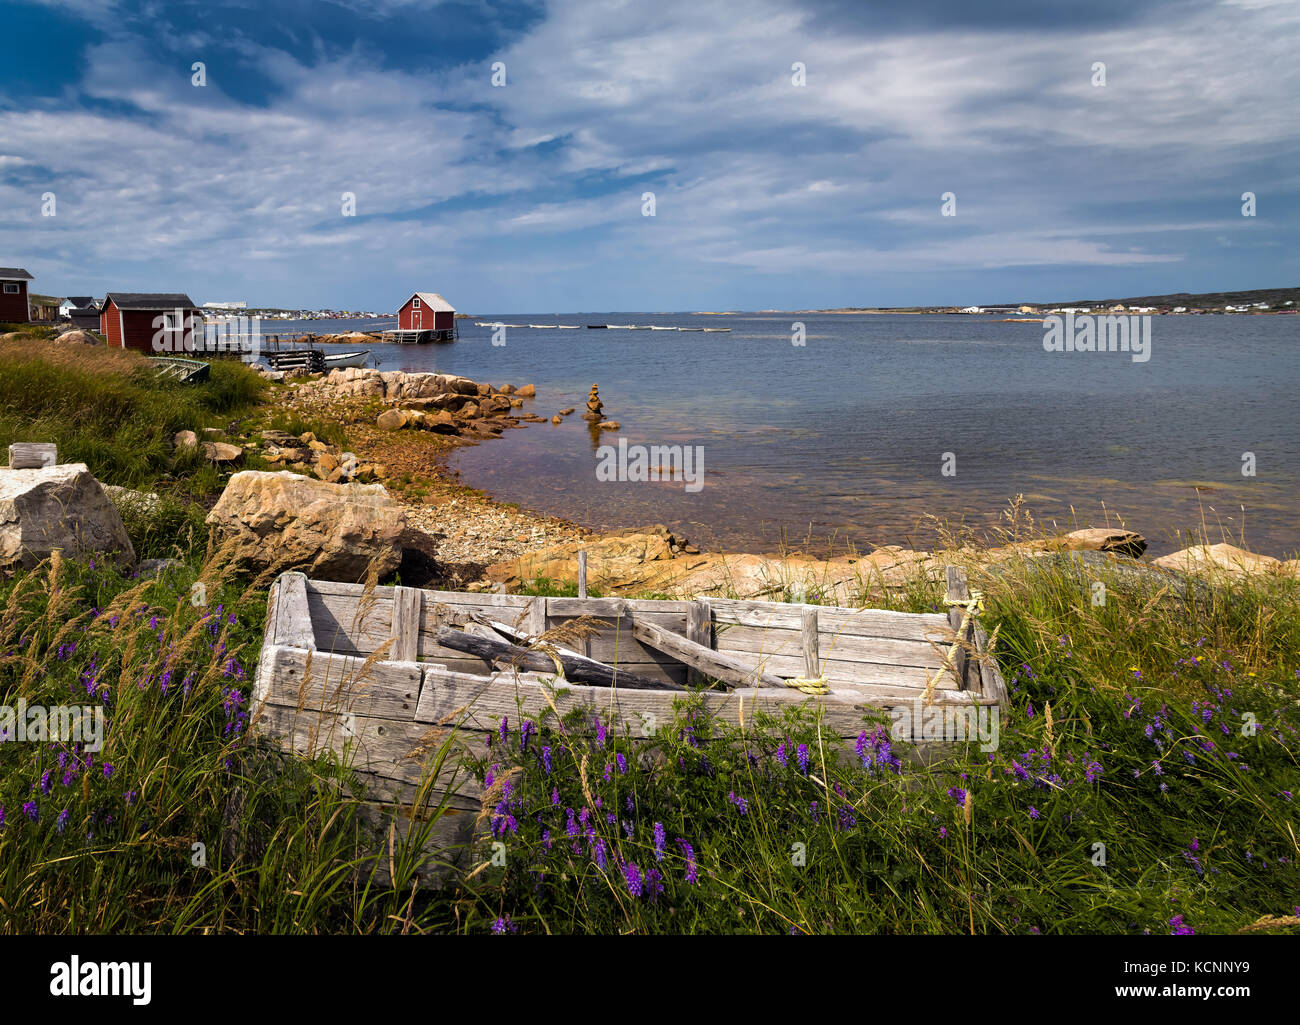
[322,349,369,369]
[146,356,210,384]
[252,567,1006,881]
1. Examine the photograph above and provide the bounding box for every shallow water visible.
[277,313,1300,558]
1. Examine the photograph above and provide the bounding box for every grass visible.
[1,529,1295,934]
[0,341,264,495]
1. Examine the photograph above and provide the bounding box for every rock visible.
[551,415,563,425]
[260,430,300,446]
[136,558,184,579]
[559,407,575,416]
[1063,527,1147,558]
[581,383,604,421]
[377,409,409,431]
[173,430,198,450]
[0,463,136,571]
[201,427,225,439]
[316,452,340,475]
[203,441,243,464]
[104,484,160,512]
[299,432,317,445]
[460,402,479,418]
[204,470,406,581]
[1152,543,1282,579]
[509,397,524,408]
[54,329,100,346]
[476,382,492,397]
[499,384,516,395]
[597,421,620,431]
[517,384,536,398]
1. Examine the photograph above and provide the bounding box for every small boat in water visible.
[527,324,558,329]
[606,324,636,330]
[702,327,731,332]
[649,325,679,331]
[323,350,370,369]
[556,325,580,329]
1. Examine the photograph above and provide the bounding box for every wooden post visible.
[686,599,712,687]
[577,550,588,599]
[391,586,422,662]
[944,565,972,690]
[8,442,57,469]
[801,608,820,681]
[267,572,316,650]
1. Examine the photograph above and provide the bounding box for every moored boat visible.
[322,349,370,369]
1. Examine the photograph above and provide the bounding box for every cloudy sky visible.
[1,0,1297,312]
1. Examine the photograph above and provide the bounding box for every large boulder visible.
[205,470,406,581]
[0,463,136,571]
[1152,543,1282,579]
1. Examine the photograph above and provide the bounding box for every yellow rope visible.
[922,591,986,704]
[786,676,830,695]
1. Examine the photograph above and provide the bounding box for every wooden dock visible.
[380,327,455,344]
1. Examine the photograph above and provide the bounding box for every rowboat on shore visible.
[322,350,370,369]
[252,567,1007,883]
[147,356,210,384]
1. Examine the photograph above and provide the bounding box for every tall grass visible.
[0,342,264,490]
[0,553,463,933]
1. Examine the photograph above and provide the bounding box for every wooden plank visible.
[307,590,393,656]
[260,646,423,720]
[269,573,316,649]
[714,625,950,670]
[945,565,972,690]
[802,608,820,680]
[392,586,422,662]
[974,622,1010,706]
[686,600,711,687]
[631,618,786,689]
[708,598,948,639]
[413,664,994,739]
[704,651,955,690]
[8,442,57,469]
[257,702,483,802]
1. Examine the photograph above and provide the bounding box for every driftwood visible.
[434,625,685,691]
[631,619,787,689]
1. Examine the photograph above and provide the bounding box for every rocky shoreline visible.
[242,366,1300,599]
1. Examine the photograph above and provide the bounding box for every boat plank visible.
[708,599,948,639]
[631,619,787,689]
[714,624,951,669]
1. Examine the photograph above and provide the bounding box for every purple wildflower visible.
[1029,806,1040,820]
[653,821,666,861]
[796,743,810,775]
[624,862,644,897]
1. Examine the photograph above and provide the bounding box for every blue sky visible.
[1,0,1297,312]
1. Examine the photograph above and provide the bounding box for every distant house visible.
[66,297,102,332]
[0,267,34,323]
[101,293,202,353]
[397,292,456,334]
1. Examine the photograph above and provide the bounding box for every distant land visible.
[991,285,1300,310]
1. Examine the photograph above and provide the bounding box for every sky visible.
[1,0,1297,313]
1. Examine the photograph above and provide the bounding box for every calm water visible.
[272,314,1300,558]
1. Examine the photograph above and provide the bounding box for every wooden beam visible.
[944,565,972,690]
[577,550,588,599]
[631,618,787,690]
[801,608,820,680]
[391,586,422,662]
[8,442,57,469]
[268,572,316,650]
[686,600,712,687]
[433,625,683,691]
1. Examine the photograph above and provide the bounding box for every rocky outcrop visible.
[0,463,135,571]
[205,470,406,581]
[1151,543,1284,579]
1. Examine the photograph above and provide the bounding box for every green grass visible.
[2,538,1295,934]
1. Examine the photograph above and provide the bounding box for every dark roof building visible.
[101,292,202,353]
[0,267,34,323]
